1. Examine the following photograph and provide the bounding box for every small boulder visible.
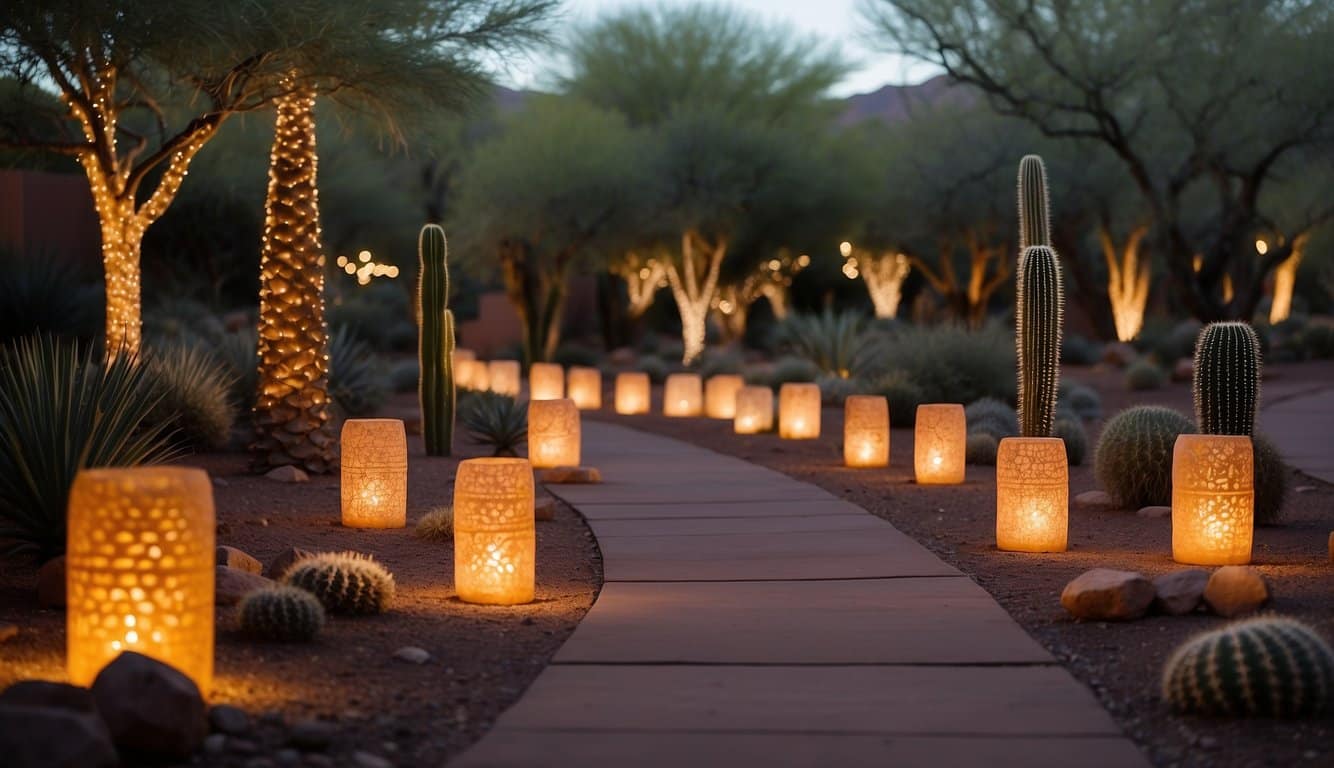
[91,652,207,758]
[1073,490,1117,511]
[1136,505,1171,519]
[1060,568,1155,621]
[392,647,430,665]
[0,703,118,768]
[216,566,273,606]
[1152,569,1209,615]
[1101,342,1138,367]
[289,719,337,751]
[1203,565,1270,617]
[539,466,602,485]
[1171,357,1194,382]
[0,622,16,643]
[265,466,309,483]
[208,704,251,736]
[217,546,263,574]
[535,497,556,522]
[36,556,65,608]
[265,547,315,580]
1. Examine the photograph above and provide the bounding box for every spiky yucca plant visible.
[238,585,325,642]
[460,391,527,456]
[284,551,395,615]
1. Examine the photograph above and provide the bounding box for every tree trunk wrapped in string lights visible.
[252,86,337,473]
[840,242,911,319]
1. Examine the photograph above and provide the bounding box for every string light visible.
[337,251,401,286]
[612,251,668,319]
[712,250,809,339]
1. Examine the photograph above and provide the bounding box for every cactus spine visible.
[418,223,456,456]
[238,586,325,642]
[283,551,396,615]
[1016,245,1064,437]
[1017,154,1050,250]
[1193,321,1261,436]
[1162,616,1334,718]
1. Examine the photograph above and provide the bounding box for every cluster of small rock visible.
[1061,565,1270,621]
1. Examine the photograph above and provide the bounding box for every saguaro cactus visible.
[1017,154,1050,250]
[1016,244,1064,437]
[418,223,456,456]
[1193,321,1261,436]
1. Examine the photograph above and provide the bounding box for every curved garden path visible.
[454,421,1149,767]
[1260,376,1334,483]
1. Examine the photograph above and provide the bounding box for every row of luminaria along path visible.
[453,420,1149,767]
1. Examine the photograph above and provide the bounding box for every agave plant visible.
[142,342,238,451]
[775,309,881,379]
[0,336,179,560]
[329,327,390,417]
[460,391,527,456]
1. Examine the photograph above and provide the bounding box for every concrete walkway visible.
[1260,381,1334,483]
[454,422,1148,767]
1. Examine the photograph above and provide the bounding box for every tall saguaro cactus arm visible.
[418,224,456,456]
[1193,321,1261,436]
[1017,245,1064,437]
[1017,155,1051,250]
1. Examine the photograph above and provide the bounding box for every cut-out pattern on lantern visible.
[705,374,744,419]
[615,372,650,414]
[915,404,966,484]
[568,367,602,410]
[341,418,407,528]
[528,398,581,469]
[457,359,489,391]
[779,382,821,439]
[1173,434,1253,565]
[844,395,889,468]
[488,360,521,397]
[453,458,535,605]
[529,362,564,401]
[734,386,774,434]
[995,437,1068,552]
[67,467,215,690]
[664,373,703,417]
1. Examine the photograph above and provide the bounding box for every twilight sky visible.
[497,0,941,97]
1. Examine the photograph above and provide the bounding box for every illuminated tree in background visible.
[611,251,668,319]
[840,243,910,319]
[1102,225,1151,342]
[1268,234,1307,325]
[713,251,810,342]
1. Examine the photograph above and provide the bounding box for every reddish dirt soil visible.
[593,360,1334,768]
[0,421,602,767]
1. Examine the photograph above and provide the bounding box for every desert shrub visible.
[816,373,863,405]
[1253,434,1289,525]
[1150,318,1202,364]
[1124,359,1167,391]
[1061,334,1102,366]
[1094,405,1195,508]
[329,327,389,417]
[638,355,670,384]
[284,551,395,615]
[776,309,881,379]
[554,342,602,368]
[460,391,526,456]
[964,398,1018,440]
[1054,416,1088,466]
[1299,321,1334,359]
[0,337,177,559]
[871,371,926,427]
[0,253,103,346]
[1057,380,1103,421]
[876,323,1016,406]
[216,328,259,411]
[767,355,821,388]
[143,296,225,348]
[389,359,420,394]
[966,432,998,465]
[698,347,744,378]
[414,506,454,541]
[142,343,237,450]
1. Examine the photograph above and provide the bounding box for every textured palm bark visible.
[251,88,337,473]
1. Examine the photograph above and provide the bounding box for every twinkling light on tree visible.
[840,241,910,319]
[714,251,810,341]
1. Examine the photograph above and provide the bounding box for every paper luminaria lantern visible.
[844,395,889,468]
[663,373,703,417]
[340,418,408,528]
[778,382,821,439]
[614,372,651,415]
[568,367,602,410]
[527,398,581,469]
[529,362,564,401]
[914,404,966,484]
[1172,434,1254,565]
[66,467,216,690]
[995,437,1069,552]
[457,359,489,391]
[488,360,521,397]
[704,374,744,419]
[734,386,774,434]
[453,458,536,605]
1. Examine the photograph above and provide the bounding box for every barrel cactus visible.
[1093,406,1196,508]
[1016,245,1064,437]
[284,551,395,615]
[1017,154,1051,250]
[418,223,456,456]
[1193,321,1261,436]
[238,586,325,642]
[1162,616,1334,717]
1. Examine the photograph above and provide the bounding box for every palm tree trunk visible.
[251,87,337,473]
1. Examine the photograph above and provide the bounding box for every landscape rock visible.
[1171,357,1194,382]
[266,547,315,580]
[392,646,431,665]
[203,733,227,755]
[0,703,118,768]
[91,652,207,758]
[539,466,602,485]
[1073,490,1117,511]
[1152,569,1209,615]
[535,496,556,522]
[1136,505,1171,519]
[1203,565,1270,617]
[1101,342,1138,367]
[289,719,337,751]
[217,566,273,606]
[265,465,310,483]
[217,546,263,575]
[0,680,101,714]
[353,751,395,768]
[209,704,251,735]
[0,622,16,643]
[1060,568,1156,621]
[36,556,65,608]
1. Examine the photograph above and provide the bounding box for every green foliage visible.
[965,398,1018,441]
[966,432,998,465]
[1124,359,1167,391]
[1253,434,1289,525]
[414,506,454,542]
[1058,380,1103,421]
[776,310,880,379]
[816,374,864,406]
[418,223,455,456]
[142,343,238,451]
[143,297,226,348]
[460,391,527,456]
[284,551,395,616]
[698,347,744,378]
[876,324,1017,406]
[1093,406,1195,508]
[1061,334,1103,366]
[765,356,821,389]
[1162,616,1334,718]
[1054,416,1088,466]
[389,359,419,394]
[329,327,389,418]
[1016,244,1064,437]
[238,585,325,643]
[1193,322,1261,436]
[871,371,926,428]
[0,253,102,346]
[0,337,178,559]
[637,355,670,384]
[216,328,259,411]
